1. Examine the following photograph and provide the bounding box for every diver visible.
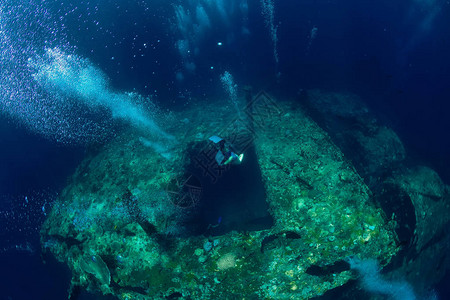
[208,136,244,166]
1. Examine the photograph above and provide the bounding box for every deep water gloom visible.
[1,1,450,300]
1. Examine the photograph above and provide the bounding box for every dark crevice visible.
[375,183,416,246]
[110,280,147,296]
[310,279,366,300]
[261,234,278,253]
[46,234,84,248]
[305,260,350,277]
[166,292,184,299]
[182,140,274,236]
[261,231,302,253]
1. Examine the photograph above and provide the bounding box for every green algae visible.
[40,93,404,299]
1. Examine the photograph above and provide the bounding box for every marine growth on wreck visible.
[40,89,450,300]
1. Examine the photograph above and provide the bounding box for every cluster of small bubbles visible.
[72,213,96,233]
[109,202,134,223]
[57,197,104,233]
[220,71,241,118]
[172,0,249,81]
[0,1,114,145]
[220,71,238,103]
[1,1,172,145]
[1,242,34,255]
[0,191,57,249]
[42,238,59,251]
[306,26,318,56]
[260,0,279,67]
[50,189,186,236]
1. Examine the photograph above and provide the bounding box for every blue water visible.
[1,0,449,299]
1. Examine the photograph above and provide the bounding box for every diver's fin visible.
[209,135,223,144]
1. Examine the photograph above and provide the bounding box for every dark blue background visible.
[1,0,449,299]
